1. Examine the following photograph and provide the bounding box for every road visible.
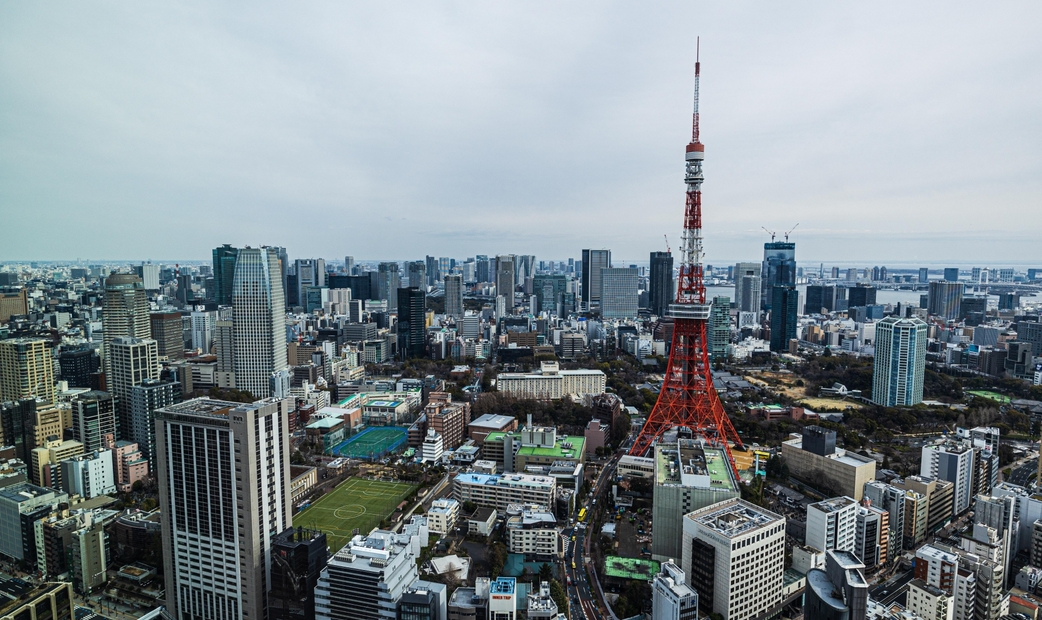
[563,453,620,620]
[1009,456,1039,487]
[868,568,914,606]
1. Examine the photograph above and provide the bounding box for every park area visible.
[295,477,417,551]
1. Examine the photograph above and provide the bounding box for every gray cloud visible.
[1,2,1039,264]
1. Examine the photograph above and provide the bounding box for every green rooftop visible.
[515,435,585,460]
[603,556,660,581]
[656,443,736,491]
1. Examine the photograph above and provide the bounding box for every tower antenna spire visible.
[630,40,745,477]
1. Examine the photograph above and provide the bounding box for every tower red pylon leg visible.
[628,40,745,478]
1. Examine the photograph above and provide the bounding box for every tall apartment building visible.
[444,274,464,318]
[580,249,611,311]
[652,562,699,620]
[156,397,292,620]
[0,338,55,404]
[315,529,420,620]
[649,251,675,317]
[733,262,761,314]
[805,496,858,554]
[651,439,740,562]
[102,273,151,389]
[709,296,731,362]
[872,316,928,407]
[60,449,116,498]
[72,391,117,453]
[129,378,181,465]
[150,311,185,360]
[681,499,786,620]
[30,438,84,489]
[600,267,639,319]
[57,346,100,388]
[134,263,161,292]
[863,481,907,558]
[505,505,559,558]
[892,475,955,536]
[232,247,289,399]
[107,337,159,442]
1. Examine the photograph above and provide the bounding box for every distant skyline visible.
[2,3,1040,262]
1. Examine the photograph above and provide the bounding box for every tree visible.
[538,563,553,583]
[548,579,568,616]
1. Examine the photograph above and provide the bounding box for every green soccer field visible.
[295,477,417,552]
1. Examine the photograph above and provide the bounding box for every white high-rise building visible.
[805,496,858,554]
[107,336,159,442]
[315,529,420,620]
[233,247,288,399]
[156,397,292,620]
[682,499,786,620]
[190,309,217,353]
[445,274,464,318]
[60,449,116,498]
[872,316,928,406]
[422,429,444,464]
[102,273,150,390]
[921,442,975,515]
[652,561,699,620]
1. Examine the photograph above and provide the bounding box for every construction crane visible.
[783,223,799,241]
[761,227,776,242]
[663,234,672,254]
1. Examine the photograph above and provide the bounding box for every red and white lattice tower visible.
[629,43,745,476]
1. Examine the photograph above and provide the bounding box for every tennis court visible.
[295,477,417,551]
[331,426,408,460]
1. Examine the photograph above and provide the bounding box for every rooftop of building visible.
[455,472,555,487]
[155,397,243,418]
[688,499,784,539]
[0,481,58,503]
[515,435,585,460]
[807,570,846,611]
[305,417,343,429]
[603,556,661,581]
[470,506,496,522]
[470,414,518,428]
[916,545,959,563]
[430,498,459,513]
[784,436,876,467]
[809,496,858,513]
[656,440,737,492]
[448,587,484,609]
[908,578,946,597]
[489,577,516,595]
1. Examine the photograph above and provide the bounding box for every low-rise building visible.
[505,505,560,559]
[427,498,460,535]
[495,362,605,400]
[781,427,875,500]
[467,414,517,445]
[453,473,556,512]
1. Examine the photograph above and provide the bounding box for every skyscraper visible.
[444,274,464,318]
[805,285,836,314]
[377,262,400,311]
[344,256,355,275]
[732,262,761,314]
[425,256,438,286]
[649,251,674,317]
[918,267,929,284]
[103,273,150,390]
[397,287,427,360]
[0,338,55,404]
[232,247,288,399]
[599,267,638,319]
[407,261,427,291]
[212,244,239,306]
[769,286,798,352]
[496,255,516,308]
[580,249,611,310]
[927,281,964,321]
[873,316,928,407]
[156,397,292,620]
[761,241,796,311]
[943,268,959,282]
[129,378,180,466]
[294,259,327,310]
[315,529,420,620]
[107,336,160,442]
[847,285,877,308]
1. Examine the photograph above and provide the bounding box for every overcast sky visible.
[2,3,1040,266]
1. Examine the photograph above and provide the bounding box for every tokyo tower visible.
[629,43,745,477]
